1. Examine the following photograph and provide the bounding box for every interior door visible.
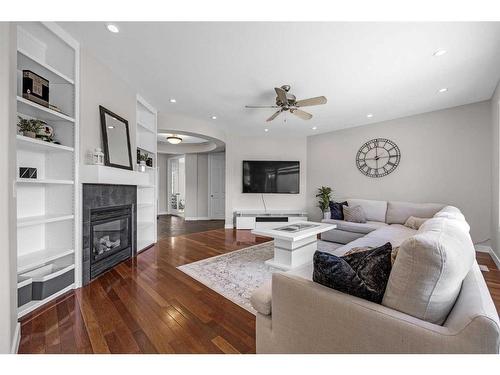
[209,152,225,219]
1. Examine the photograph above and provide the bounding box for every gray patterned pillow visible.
[343,205,367,223]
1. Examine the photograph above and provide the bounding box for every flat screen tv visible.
[242,160,300,194]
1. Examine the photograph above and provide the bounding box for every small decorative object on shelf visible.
[17,116,44,138]
[22,70,49,107]
[19,167,37,179]
[138,152,148,172]
[92,148,104,165]
[146,157,153,167]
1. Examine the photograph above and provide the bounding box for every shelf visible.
[18,248,74,274]
[17,48,75,85]
[18,213,74,227]
[17,96,75,123]
[18,282,74,318]
[17,178,74,185]
[137,121,156,134]
[17,135,74,152]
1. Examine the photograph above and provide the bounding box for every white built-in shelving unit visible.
[136,95,157,252]
[15,22,79,318]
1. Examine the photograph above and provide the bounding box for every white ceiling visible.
[157,133,208,144]
[61,22,500,136]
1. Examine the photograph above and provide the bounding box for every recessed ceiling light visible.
[264,128,269,132]
[166,135,182,145]
[211,115,217,120]
[312,126,317,130]
[433,49,447,57]
[438,88,448,93]
[366,113,373,118]
[106,24,119,33]
[169,98,176,103]
[108,126,115,129]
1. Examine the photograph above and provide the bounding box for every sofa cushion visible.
[343,205,367,223]
[332,224,417,257]
[382,217,475,325]
[313,243,393,303]
[386,201,444,224]
[329,201,347,220]
[346,199,387,222]
[250,279,272,315]
[322,219,387,234]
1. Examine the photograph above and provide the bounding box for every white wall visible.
[225,134,308,227]
[491,81,500,258]
[307,101,492,243]
[0,22,18,353]
[184,153,210,219]
[157,153,171,214]
[80,48,137,166]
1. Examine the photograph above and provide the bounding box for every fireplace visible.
[90,205,132,280]
[82,184,137,285]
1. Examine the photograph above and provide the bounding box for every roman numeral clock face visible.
[356,138,401,178]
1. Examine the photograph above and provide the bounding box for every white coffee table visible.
[251,221,336,270]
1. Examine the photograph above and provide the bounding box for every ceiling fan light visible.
[167,136,182,145]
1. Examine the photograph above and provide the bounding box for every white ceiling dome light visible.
[166,135,182,144]
[106,24,119,33]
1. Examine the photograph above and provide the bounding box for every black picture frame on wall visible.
[99,105,133,171]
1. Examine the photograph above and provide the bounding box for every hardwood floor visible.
[18,229,269,354]
[18,228,500,354]
[157,215,225,239]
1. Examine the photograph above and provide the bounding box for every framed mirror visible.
[99,106,133,170]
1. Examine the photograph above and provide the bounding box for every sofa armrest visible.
[263,272,499,353]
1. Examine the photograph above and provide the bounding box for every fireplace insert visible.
[90,205,132,279]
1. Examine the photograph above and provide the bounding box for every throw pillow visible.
[391,246,399,266]
[343,246,374,256]
[329,201,347,220]
[404,216,428,230]
[343,205,367,223]
[313,242,393,303]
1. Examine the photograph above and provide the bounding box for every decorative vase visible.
[23,131,36,138]
[92,148,104,165]
[139,160,146,172]
[323,211,330,220]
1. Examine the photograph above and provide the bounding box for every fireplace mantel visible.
[80,165,149,186]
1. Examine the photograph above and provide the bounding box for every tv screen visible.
[242,160,300,194]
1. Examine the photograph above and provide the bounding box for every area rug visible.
[177,240,342,314]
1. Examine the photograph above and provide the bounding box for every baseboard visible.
[184,217,211,221]
[158,211,169,215]
[10,322,20,354]
[225,224,234,229]
[475,244,500,269]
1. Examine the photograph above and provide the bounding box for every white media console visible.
[234,210,308,230]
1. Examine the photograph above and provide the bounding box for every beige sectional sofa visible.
[250,200,500,353]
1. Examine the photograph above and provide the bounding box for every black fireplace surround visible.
[82,184,137,285]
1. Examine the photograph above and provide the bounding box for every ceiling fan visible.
[245,85,327,122]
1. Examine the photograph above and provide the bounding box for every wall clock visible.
[356,138,401,178]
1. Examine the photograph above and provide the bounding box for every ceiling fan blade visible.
[291,108,313,120]
[275,87,288,104]
[295,96,327,107]
[245,105,280,108]
[266,109,282,122]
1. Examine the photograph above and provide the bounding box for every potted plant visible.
[17,116,44,138]
[316,186,333,219]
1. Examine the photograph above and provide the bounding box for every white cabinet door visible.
[209,152,225,219]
